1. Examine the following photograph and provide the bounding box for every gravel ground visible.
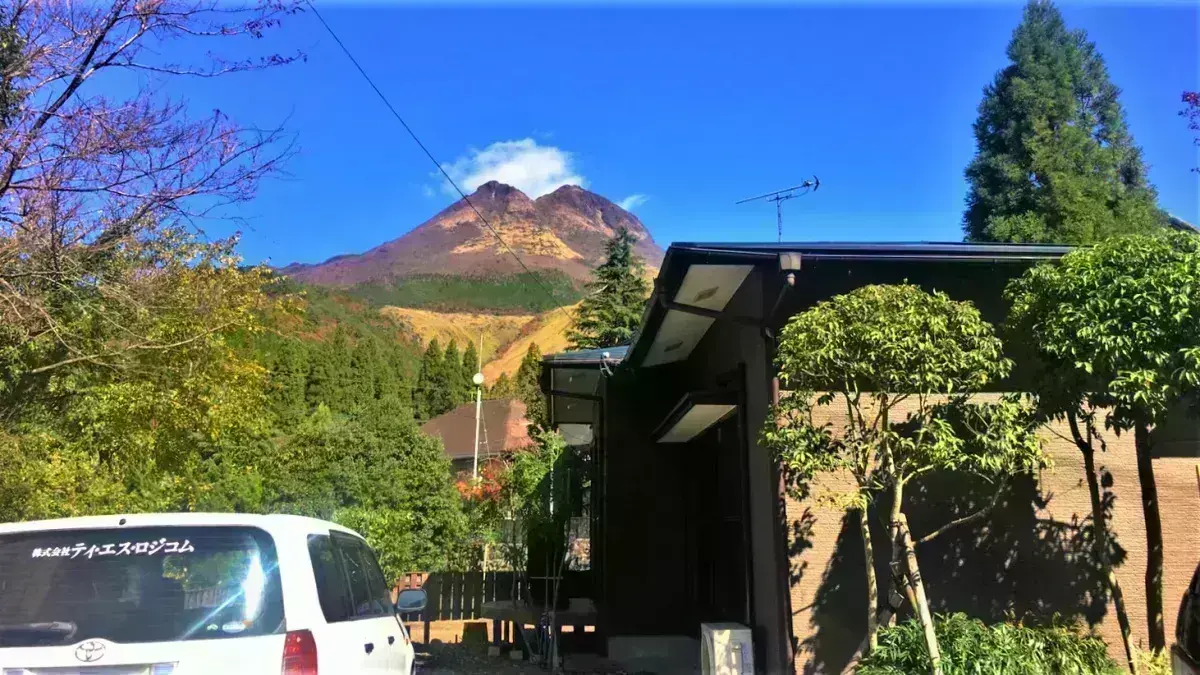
[414,642,634,675]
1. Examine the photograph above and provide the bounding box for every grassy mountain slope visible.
[348,270,581,314]
[378,306,535,364]
[482,303,577,381]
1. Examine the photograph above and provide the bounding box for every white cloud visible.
[439,139,585,198]
[618,194,649,211]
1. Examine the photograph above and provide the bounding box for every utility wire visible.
[305,1,573,323]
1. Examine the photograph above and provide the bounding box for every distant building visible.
[420,398,533,476]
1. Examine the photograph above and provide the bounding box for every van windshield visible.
[0,525,285,647]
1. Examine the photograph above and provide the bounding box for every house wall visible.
[601,364,696,637]
[786,395,1200,674]
[682,267,793,674]
[595,267,794,673]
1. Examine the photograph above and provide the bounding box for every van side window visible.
[307,534,352,623]
[332,534,390,618]
[357,542,394,616]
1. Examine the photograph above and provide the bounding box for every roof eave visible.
[626,240,1073,369]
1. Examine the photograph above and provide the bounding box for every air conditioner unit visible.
[701,622,754,675]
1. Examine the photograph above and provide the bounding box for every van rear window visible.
[0,526,285,646]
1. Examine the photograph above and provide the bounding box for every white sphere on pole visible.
[472,372,485,386]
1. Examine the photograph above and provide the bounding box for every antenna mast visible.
[736,176,820,242]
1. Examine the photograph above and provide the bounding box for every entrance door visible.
[684,415,750,629]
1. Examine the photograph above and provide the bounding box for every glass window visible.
[307,535,352,624]
[0,526,284,647]
[333,534,389,618]
[357,543,394,614]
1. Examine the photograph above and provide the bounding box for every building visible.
[541,241,1200,673]
[420,398,533,476]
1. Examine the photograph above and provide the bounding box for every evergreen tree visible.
[305,341,339,412]
[444,340,471,407]
[963,0,1161,244]
[376,345,412,410]
[349,339,383,405]
[413,340,439,421]
[461,340,481,404]
[318,329,356,414]
[414,340,455,421]
[567,228,650,349]
[515,343,547,431]
[271,339,310,424]
[488,372,514,400]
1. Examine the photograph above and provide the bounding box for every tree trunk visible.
[898,513,942,675]
[859,506,879,653]
[880,480,918,630]
[1082,440,1138,673]
[1135,423,1166,651]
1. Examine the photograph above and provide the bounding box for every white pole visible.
[472,386,482,480]
[472,331,484,480]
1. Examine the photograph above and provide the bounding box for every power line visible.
[305,1,573,323]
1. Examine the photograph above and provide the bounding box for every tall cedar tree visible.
[271,340,310,424]
[568,228,650,349]
[963,0,1161,244]
[461,340,480,404]
[415,339,454,421]
[515,343,547,431]
[444,340,470,407]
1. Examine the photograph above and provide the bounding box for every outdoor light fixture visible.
[652,390,737,444]
[778,252,802,286]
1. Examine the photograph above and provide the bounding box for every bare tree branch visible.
[917,482,1006,545]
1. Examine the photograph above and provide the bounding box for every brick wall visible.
[785,394,1200,674]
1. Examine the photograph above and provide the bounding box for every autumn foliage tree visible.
[0,0,303,513]
[0,0,299,384]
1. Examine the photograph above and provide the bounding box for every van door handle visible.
[388,636,395,645]
[364,642,375,654]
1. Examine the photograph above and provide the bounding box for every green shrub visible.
[1133,647,1170,675]
[857,613,1122,675]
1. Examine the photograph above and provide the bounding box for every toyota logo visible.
[74,640,106,663]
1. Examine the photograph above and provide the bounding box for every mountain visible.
[281,182,664,287]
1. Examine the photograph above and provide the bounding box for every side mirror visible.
[395,588,427,614]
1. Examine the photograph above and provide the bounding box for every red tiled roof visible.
[420,398,533,460]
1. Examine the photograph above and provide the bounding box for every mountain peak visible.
[468,180,532,204]
[283,184,664,287]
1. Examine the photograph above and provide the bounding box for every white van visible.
[0,512,426,674]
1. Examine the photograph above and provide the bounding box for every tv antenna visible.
[736,176,820,242]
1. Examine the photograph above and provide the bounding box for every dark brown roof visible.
[420,398,533,460]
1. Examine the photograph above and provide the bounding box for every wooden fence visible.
[394,571,526,645]
[395,571,524,621]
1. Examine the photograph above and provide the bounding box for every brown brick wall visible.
[785,395,1200,674]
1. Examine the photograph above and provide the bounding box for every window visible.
[307,535,352,624]
[332,534,391,619]
[357,544,394,615]
[0,526,285,647]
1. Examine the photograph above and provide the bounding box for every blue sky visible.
[161,2,1198,266]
